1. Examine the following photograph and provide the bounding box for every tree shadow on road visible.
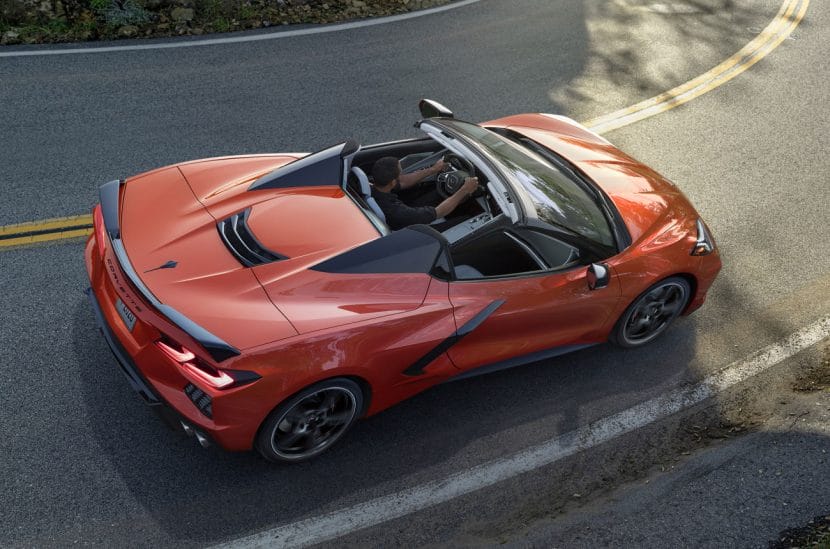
[547,0,780,120]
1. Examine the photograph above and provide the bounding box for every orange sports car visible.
[84,100,721,462]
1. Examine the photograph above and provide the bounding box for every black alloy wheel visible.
[256,378,363,463]
[612,277,691,348]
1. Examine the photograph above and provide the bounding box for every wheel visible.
[256,378,364,463]
[610,277,691,348]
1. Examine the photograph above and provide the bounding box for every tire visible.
[256,378,364,463]
[610,276,691,348]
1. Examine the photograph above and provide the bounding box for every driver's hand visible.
[432,158,447,174]
[460,176,479,196]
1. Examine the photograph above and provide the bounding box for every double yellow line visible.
[0,0,810,251]
[0,214,93,248]
[585,0,809,133]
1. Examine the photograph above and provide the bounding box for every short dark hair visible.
[372,156,401,186]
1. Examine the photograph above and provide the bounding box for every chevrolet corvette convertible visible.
[84,100,721,462]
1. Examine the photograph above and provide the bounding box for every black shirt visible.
[371,183,437,230]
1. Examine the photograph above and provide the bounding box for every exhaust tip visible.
[195,431,211,448]
[180,421,194,437]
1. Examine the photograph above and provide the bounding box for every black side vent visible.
[217,208,286,267]
[184,383,213,418]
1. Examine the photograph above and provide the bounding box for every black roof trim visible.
[311,225,447,275]
[98,181,240,363]
[341,138,360,158]
[248,140,358,192]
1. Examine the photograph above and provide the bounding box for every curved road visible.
[1,0,828,546]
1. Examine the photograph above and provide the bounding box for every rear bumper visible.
[84,285,189,432]
[85,286,161,405]
[84,234,260,451]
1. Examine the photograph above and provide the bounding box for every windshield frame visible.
[421,119,624,254]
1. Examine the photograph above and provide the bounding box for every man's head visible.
[372,156,402,189]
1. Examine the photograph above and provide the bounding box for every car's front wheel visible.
[611,277,691,348]
[256,378,364,463]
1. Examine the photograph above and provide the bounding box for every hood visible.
[485,115,696,243]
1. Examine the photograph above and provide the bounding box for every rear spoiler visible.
[99,180,240,363]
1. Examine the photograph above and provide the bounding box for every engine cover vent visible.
[217,208,286,267]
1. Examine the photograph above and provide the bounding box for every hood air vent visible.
[217,208,286,267]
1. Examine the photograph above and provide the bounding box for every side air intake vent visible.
[217,208,286,267]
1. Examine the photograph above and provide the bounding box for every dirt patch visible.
[771,514,830,548]
[793,344,830,393]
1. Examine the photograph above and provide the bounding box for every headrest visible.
[350,166,371,197]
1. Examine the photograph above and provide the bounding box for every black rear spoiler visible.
[99,180,240,363]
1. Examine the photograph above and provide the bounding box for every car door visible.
[445,227,622,374]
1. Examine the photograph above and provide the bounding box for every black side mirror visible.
[587,263,610,290]
[419,99,454,119]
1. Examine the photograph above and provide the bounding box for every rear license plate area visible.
[116,298,137,332]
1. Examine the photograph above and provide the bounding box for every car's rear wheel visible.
[256,378,364,463]
[611,277,691,348]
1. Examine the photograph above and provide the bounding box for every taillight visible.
[93,205,107,258]
[156,339,196,363]
[155,339,259,390]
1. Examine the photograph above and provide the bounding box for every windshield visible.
[438,120,614,248]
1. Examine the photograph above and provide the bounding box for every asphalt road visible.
[1,0,828,546]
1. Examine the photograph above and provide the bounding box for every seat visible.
[351,166,386,223]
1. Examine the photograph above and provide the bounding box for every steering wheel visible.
[436,154,477,198]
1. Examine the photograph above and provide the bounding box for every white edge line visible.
[0,0,481,58]
[217,315,830,549]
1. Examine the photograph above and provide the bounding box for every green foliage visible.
[45,18,70,34]
[89,0,111,11]
[101,0,151,25]
[1,0,453,43]
[198,0,228,20]
[238,5,257,20]
[212,17,229,32]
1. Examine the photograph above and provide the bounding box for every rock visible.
[191,27,203,35]
[118,25,139,37]
[1,30,22,45]
[170,7,194,22]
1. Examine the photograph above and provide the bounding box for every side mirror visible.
[419,99,454,119]
[587,263,610,290]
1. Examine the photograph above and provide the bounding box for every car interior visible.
[346,137,583,281]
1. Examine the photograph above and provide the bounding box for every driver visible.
[371,156,479,230]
